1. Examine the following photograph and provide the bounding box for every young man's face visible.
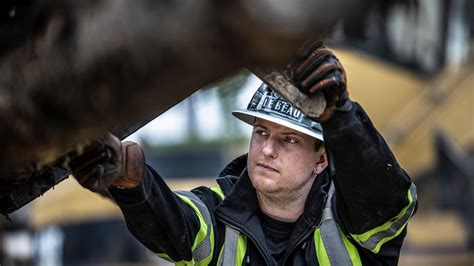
[247,118,327,199]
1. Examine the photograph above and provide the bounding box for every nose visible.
[262,137,278,159]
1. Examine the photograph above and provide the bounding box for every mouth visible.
[256,163,279,173]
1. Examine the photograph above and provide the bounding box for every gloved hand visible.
[290,41,351,122]
[69,133,145,193]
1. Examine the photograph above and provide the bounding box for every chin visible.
[250,175,279,193]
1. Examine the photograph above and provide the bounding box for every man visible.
[70,44,417,265]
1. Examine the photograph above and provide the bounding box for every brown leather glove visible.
[290,41,351,122]
[69,133,145,193]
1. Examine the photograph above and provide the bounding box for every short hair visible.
[315,139,324,151]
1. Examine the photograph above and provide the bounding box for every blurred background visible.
[1,0,473,265]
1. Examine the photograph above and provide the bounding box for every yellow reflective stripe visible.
[157,253,195,265]
[217,234,246,266]
[211,186,225,200]
[350,184,417,253]
[221,225,247,266]
[314,227,363,266]
[236,234,247,266]
[216,243,225,265]
[175,260,195,266]
[314,228,331,265]
[197,220,215,266]
[158,255,208,266]
[156,253,173,262]
[176,194,209,260]
[339,227,362,266]
[158,191,214,265]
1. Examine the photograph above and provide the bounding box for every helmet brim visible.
[232,109,324,141]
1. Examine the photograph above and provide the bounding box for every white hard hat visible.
[232,83,324,141]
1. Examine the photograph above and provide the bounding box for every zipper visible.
[281,225,317,265]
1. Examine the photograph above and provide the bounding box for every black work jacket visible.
[110,102,417,265]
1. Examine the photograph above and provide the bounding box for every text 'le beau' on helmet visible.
[232,83,324,142]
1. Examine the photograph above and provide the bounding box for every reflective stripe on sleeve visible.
[350,183,417,254]
[156,253,195,266]
[211,186,225,200]
[175,190,214,265]
[156,252,173,262]
[174,260,196,266]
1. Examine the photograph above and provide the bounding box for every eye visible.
[255,129,268,136]
[284,136,298,144]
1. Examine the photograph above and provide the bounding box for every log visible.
[0,0,359,188]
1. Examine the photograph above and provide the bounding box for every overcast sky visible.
[125,74,262,145]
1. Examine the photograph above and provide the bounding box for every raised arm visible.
[323,101,416,247]
[69,134,220,264]
[288,43,417,253]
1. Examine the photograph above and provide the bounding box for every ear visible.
[313,151,328,175]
